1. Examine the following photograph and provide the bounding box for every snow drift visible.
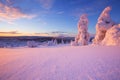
[102,24,120,46]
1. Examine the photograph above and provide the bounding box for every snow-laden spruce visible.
[61,39,64,44]
[72,14,89,46]
[102,24,120,46]
[53,39,57,45]
[27,41,38,47]
[93,6,115,44]
[47,39,58,46]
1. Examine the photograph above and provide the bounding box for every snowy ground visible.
[0,45,120,80]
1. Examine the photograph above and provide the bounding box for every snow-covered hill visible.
[0,46,120,80]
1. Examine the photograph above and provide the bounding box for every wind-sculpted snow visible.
[0,46,120,80]
[93,6,115,44]
[102,24,120,46]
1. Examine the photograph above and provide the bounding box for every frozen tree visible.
[93,6,115,44]
[74,14,89,46]
[102,24,120,46]
[53,39,57,45]
[47,39,57,46]
[61,39,64,44]
[47,40,53,46]
[27,41,38,48]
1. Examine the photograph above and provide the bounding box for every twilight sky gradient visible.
[0,0,120,36]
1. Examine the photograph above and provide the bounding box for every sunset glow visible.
[0,0,120,36]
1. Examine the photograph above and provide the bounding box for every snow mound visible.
[93,6,115,44]
[102,24,120,46]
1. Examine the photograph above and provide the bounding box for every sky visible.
[0,0,120,37]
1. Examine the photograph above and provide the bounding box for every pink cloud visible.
[0,2,36,23]
[39,0,54,9]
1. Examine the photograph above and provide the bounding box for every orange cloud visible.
[0,31,76,37]
[0,2,36,23]
[0,31,22,36]
[0,31,20,34]
[0,31,49,37]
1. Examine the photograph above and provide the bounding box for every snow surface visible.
[0,46,120,80]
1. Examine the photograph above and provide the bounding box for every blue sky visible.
[0,0,120,36]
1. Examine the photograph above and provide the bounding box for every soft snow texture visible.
[102,24,120,46]
[0,46,120,80]
[93,6,115,44]
[74,14,89,46]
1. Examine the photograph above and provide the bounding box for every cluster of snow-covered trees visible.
[72,6,120,46]
[27,6,120,47]
[27,41,38,48]
[47,39,58,46]
[94,6,120,46]
[47,39,65,46]
[27,40,57,47]
[27,39,66,47]
[0,40,26,48]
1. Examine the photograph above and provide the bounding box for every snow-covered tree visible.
[27,41,38,48]
[93,6,115,44]
[101,24,120,46]
[53,39,57,45]
[47,40,53,46]
[47,39,57,46]
[74,14,89,46]
[61,39,64,44]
